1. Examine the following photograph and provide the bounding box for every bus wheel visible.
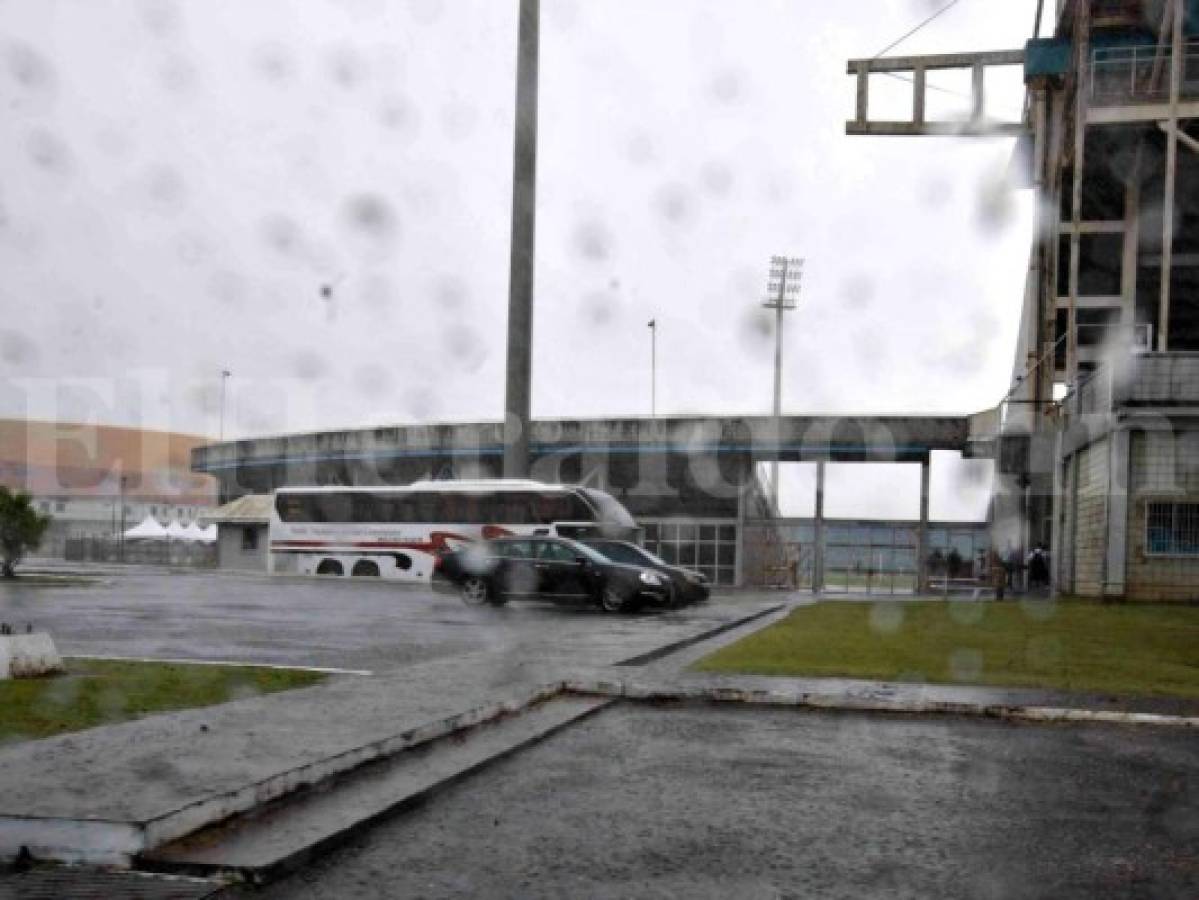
[316,559,343,577]
[352,560,380,577]
[460,576,490,606]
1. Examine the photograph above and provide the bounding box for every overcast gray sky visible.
[0,0,1042,519]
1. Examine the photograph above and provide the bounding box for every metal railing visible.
[1059,347,1199,417]
[1091,40,1199,105]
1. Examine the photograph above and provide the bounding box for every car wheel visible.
[600,585,628,614]
[665,583,683,608]
[460,576,490,606]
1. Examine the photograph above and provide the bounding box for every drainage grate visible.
[0,867,225,900]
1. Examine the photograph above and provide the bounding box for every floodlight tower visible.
[764,256,803,514]
[219,369,232,442]
[503,0,540,478]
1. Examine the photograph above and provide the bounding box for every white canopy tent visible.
[183,522,214,543]
[123,515,168,541]
[164,519,190,541]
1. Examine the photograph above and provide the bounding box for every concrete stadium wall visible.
[1072,438,1110,597]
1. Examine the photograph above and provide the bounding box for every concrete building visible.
[201,494,271,573]
[848,0,1199,600]
[0,419,217,559]
[191,414,980,589]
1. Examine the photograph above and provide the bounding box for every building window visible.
[1145,501,1199,556]
[55,501,66,512]
[241,527,259,551]
[641,519,737,586]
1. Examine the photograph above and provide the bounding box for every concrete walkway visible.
[3,592,1196,874]
[566,670,1199,724]
[0,601,781,864]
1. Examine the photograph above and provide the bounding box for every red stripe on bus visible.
[269,528,504,553]
[271,540,436,551]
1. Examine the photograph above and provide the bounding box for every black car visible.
[582,539,711,606]
[435,536,671,613]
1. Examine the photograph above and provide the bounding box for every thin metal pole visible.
[917,458,930,594]
[219,370,230,442]
[814,460,825,594]
[649,319,657,417]
[1067,0,1089,384]
[503,0,540,479]
[1158,0,1183,351]
[770,262,786,514]
[118,475,126,563]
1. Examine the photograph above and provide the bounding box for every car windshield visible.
[592,541,663,567]
[639,547,669,567]
[561,539,613,566]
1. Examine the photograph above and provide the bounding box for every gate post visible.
[814,461,826,594]
[917,458,931,593]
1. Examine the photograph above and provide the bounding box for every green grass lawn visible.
[694,600,1199,697]
[0,574,101,587]
[0,660,326,744]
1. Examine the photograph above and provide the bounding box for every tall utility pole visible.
[118,474,127,562]
[503,0,540,478]
[763,256,803,514]
[648,319,657,417]
[219,369,231,442]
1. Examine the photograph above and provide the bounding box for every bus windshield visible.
[580,489,637,528]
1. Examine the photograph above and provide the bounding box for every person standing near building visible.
[989,549,1006,601]
[1027,544,1049,593]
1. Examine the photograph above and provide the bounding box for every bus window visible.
[460,494,483,524]
[351,493,380,522]
[317,493,352,523]
[476,494,503,524]
[567,491,597,521]
[511,492,539,523]
[390,495,417,523]
[276,494,306,522]
[495,494,529,524]
[411,492,444,523]
[441,494,462,524]
[532,494,569,524]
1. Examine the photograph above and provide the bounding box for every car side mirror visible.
[574,555,589,566]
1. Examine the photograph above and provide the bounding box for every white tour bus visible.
[268,479,639,581]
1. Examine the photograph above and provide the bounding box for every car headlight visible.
[639,572,664,586]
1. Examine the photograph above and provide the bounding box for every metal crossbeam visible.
[846,49,1026,137]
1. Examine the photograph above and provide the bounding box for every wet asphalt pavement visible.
[0,570,756,672]
[250,703,1199,900]
[4,572,1196,898]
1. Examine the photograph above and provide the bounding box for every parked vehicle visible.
[435,536,670,613]
[582,539,711,606]
[268,479,638,582]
